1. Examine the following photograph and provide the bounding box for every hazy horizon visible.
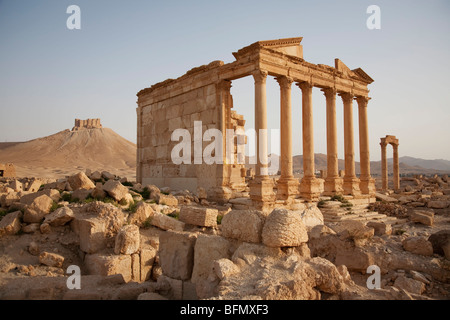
[1,0,449,162]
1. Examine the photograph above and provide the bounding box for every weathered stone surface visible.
[40,223,51,234]
[157,194,178,206]
[159,231,197,280]
[179,206,218,227]
[221,210,264,243]
[101,171,115,180]
[72,189,92,201]
[409,210,434,226]
[22,223,39,233]
[308,257,346,294]
[91,184,106,200]
[23,194,53,223]
[427,200,450,209]
[428,230,450,256]
[39,252,64,268]
[43,206,74,227]
[140,247,157,282]
[85,254,132,282]
[114,224,140,255]
[77,218,107,254]
[375,193,398,203]
[128,202,154,226]
[309,224,336,239]
[103,180,129,201]
[402,237,433,256]
[191,234,230,283]
[299,204,324,229]
[27,179,42,192]
[337,220,374,240]
[394,275,425,295]
[0,210,22,237]
[213,258,239,280]
[366,221,392,236]
[197,187,207,200]
[262,208,308,247]
[20,189,60,205]
[28,241,40,255]
[68,172,95,191]
[0,192,20,207]
[334,246,375,273]
[90,171,102,181]
[150,212,185,231]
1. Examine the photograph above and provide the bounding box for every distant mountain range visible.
[247,154,450,176]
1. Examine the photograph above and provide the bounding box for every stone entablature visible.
[72,119,102,131]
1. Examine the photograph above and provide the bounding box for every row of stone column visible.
[251,70,375,202]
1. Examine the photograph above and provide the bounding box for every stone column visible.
[393,143,400,191]
[380,141,388,190]
[276,76,298,199]
[297,82,321,200]
[249,70,275,211]
[322,87,343,195]
[340,92,360,195]
[357,96,376,195]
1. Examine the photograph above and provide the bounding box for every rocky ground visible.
[0,171,449,300]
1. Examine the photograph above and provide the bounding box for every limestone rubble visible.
[0,172,449,300]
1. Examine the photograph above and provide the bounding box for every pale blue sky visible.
[0,0,449,161]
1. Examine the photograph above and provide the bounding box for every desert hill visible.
[0,127,136,179]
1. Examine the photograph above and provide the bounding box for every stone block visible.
[213,258,239,280]
[159,230,197,280]
[68,172,95,191]
[157,193,178,207]
[402,237,433,256]
[299,204,324,230]
[140,247,157,282]
[114,224,140,255]
[410,210,434,226]
[150,212,185,231]
[78,218,107,254]
[103,180,129,202]
[39,252,64,268]
[262,208,308,247]
[23,194,53,223]
[394,275,425,295]
[366,221,392,236]
[0,210,22,237]
[179,206,218,227]
[85,254,132,283]
[191,234,230,283]
[221,210,264,243]
[131,253,140,282]
[27,179,42,192]
[128,202,154,227]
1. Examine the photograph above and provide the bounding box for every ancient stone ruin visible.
[0,163,16,178]
[380,135,400,191]
[72,118,102,131]
[137,37,376,212]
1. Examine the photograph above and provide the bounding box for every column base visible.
[343,177,361,196]
[250,176,276,212]
[323,177,344,196]
[277,177,299,200]
[299,176,322,201]
[359,177,376,196]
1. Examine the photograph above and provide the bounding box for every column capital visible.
[321,87,337,99]
[275,76,293,89]
[252,69,268,84]
[380,141,388,148]
[296,81,313,92]
[339,92,354,103]
[355,95,371,106]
